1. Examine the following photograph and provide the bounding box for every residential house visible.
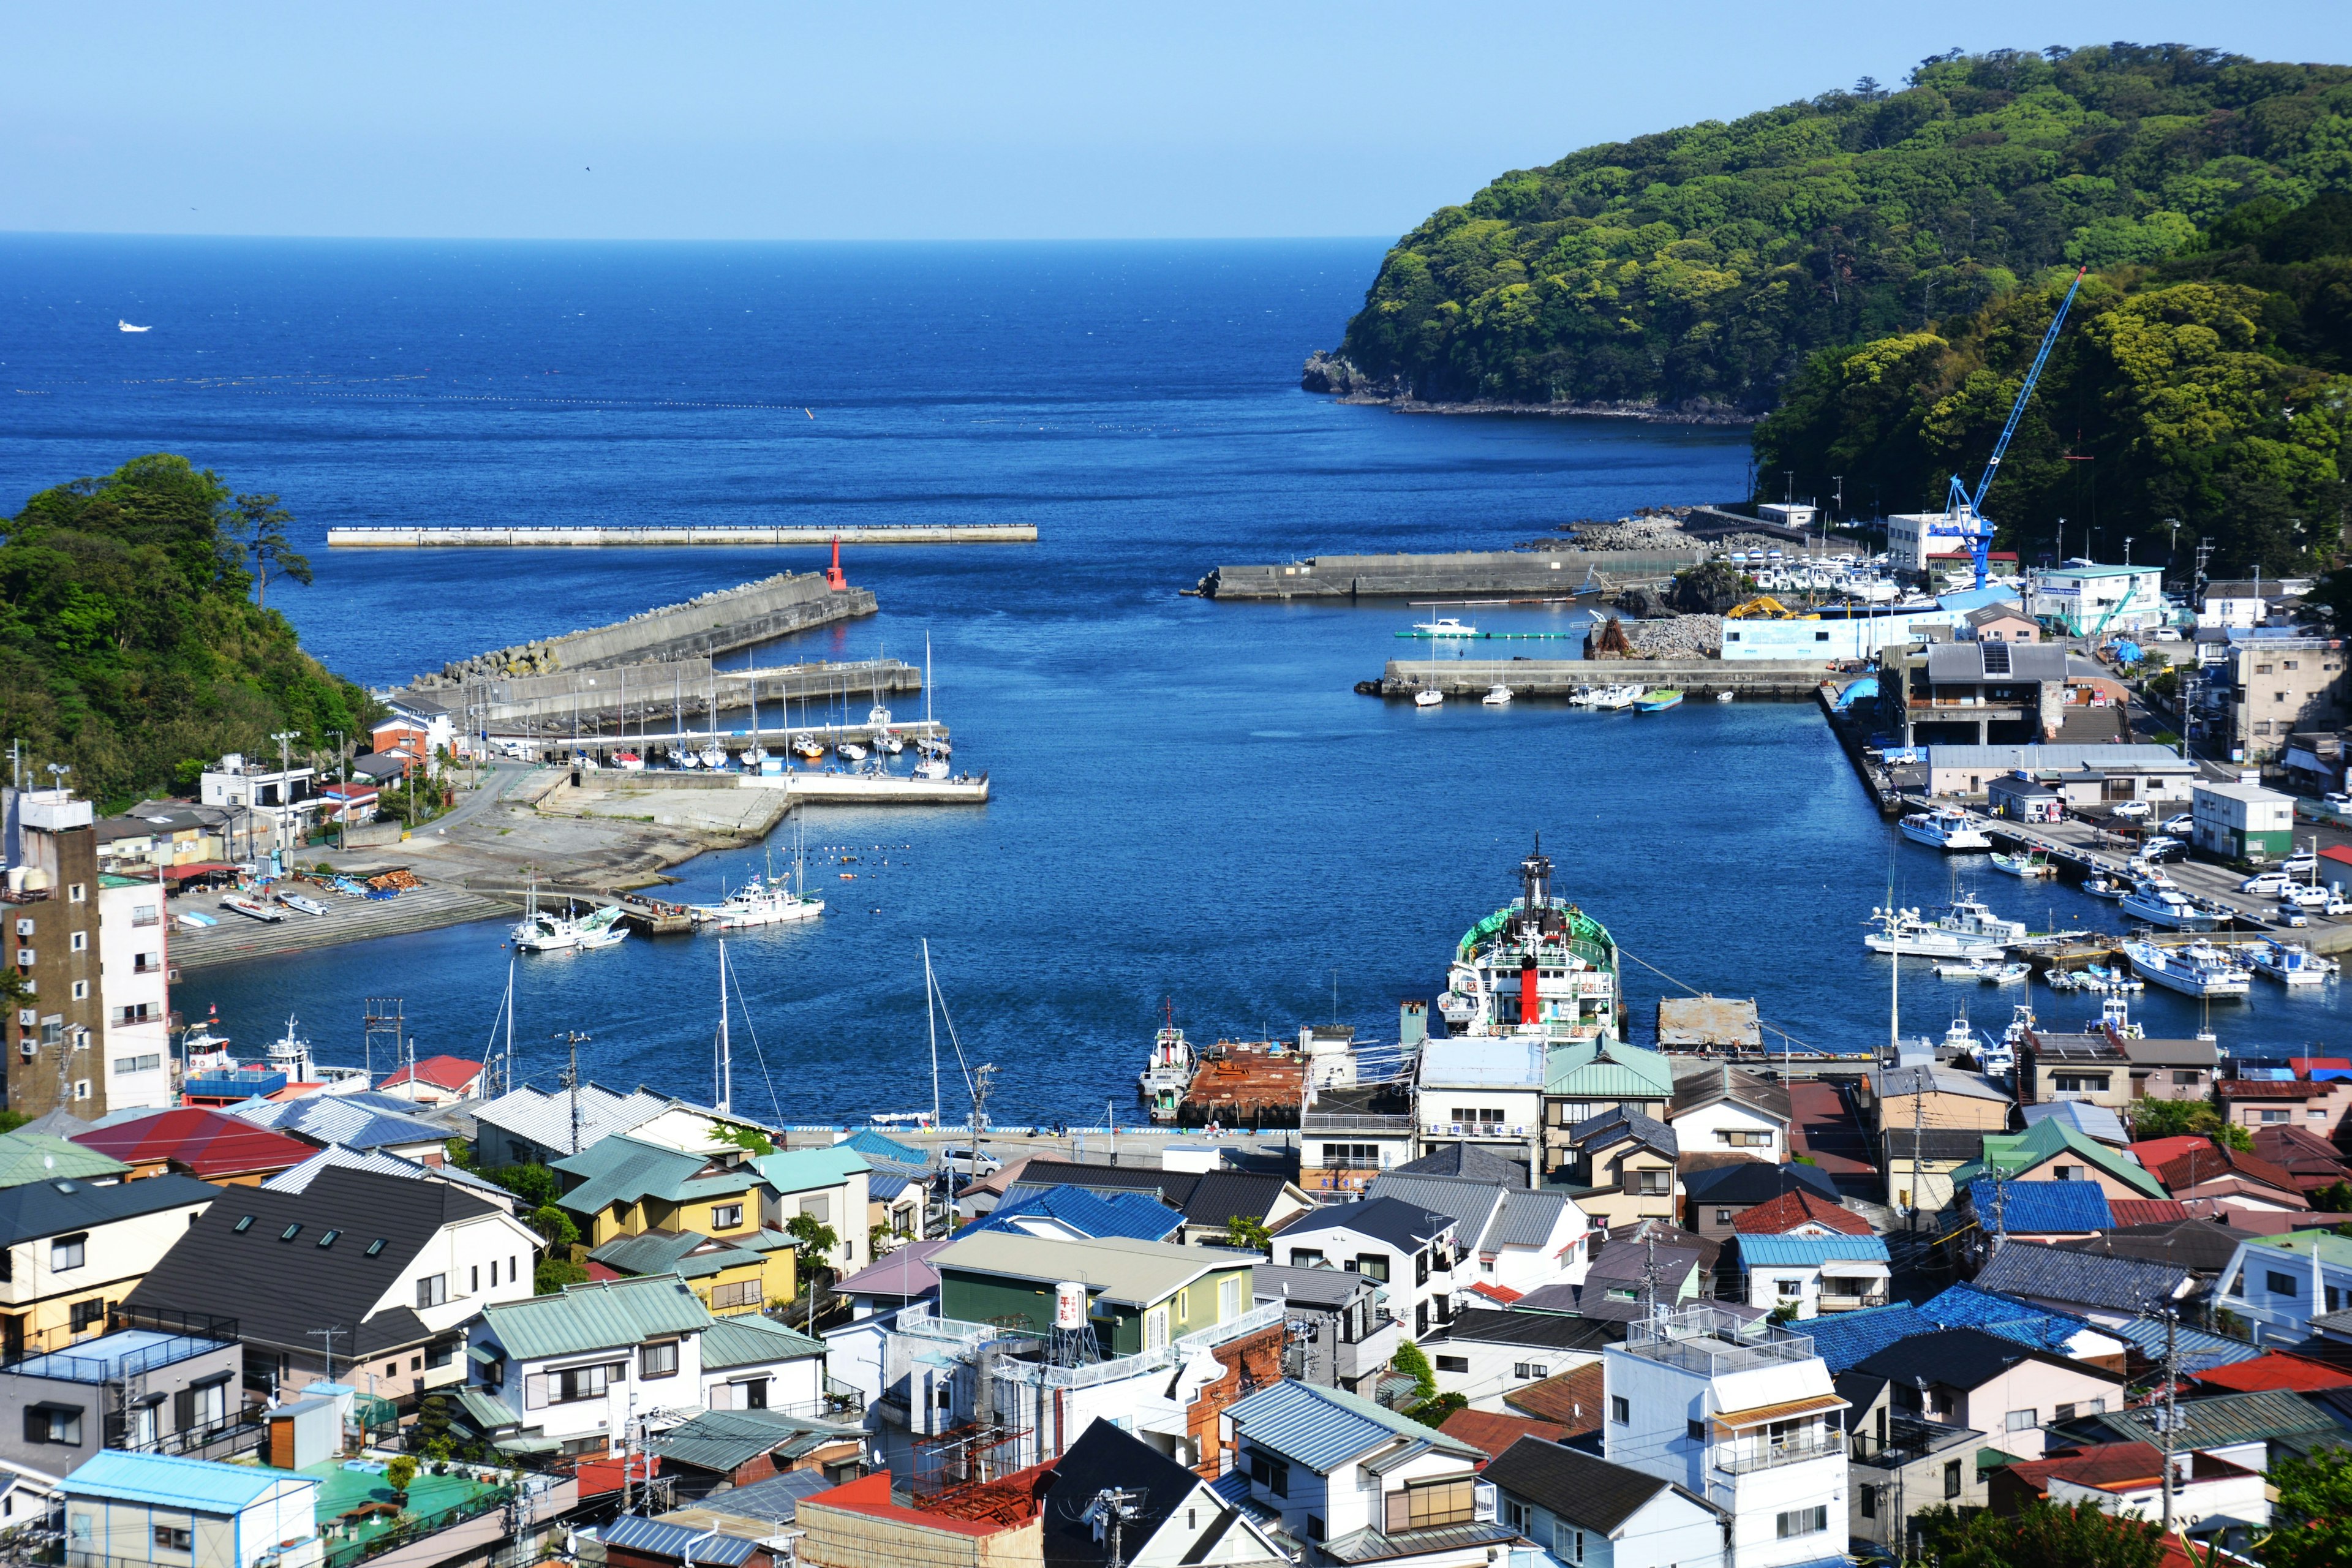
[1991,1441,2267,1529]
[992,1159,1313,1249]
[1482,1436,1725,1568]
[967,1186,1183,1245]
[1503,1363,1605,1437]
[1847,1327,2126,1461]
[260,1145,516,1210]
[1269,1197,1458,1340]
[831,1240,948,1321]
[551,1134,800,1306]
[649,1406,862,1496]
[226,1096,452,1167]
[5,788,107,1121]
[96,875,172,1114]
[1389,1142,1528,1187]
[125,1167,541,1406]
[1517,1234,1703,1325]
[1962,1178,2116,1242]
[1544,1041,1676,1177]
[599,1515,773,1568]
[1422,1308,1614,1412]
[468,1081,669,1168]
[1414,1038,1546,1179]
[1969,1243,2195,1330]
[1556,1109,1679,1231]
[1252,1264,1394,1398]
[0,1307,246,1474]
[2215,1076,2351,1139]
[587,1230,790,1320]
[791,1469,1048,1568]
[314,783,377,826]
[195,755,318,857]
[1863,1064,2013,1133]
[1300,1082,1417,1198]
[468,1275,791,1460]
[1962,604,2041,643]
[831,1130,930,1241]
[1600,1304,1847,1568]
[2044,1387,2351,1476]
[60,1450,318,1568]
[2122,1036,2221,1103]
[2157,1145,2309,1214]
[1223,1379,1512,1568]
[2214,1229,2352,1343]
[1681,1163,1841,1243]
[375,1055,486,1107]
[2018,1101,2130,1148]
[751,1145,876,1273]
[69,1110,315,1186]
[1361,1171,1591,1301]
[1798,1290,2132,1379]
[1950,1121,2168,1201]
[933,1232,1252,1359]
[1036,1417,1287,1568]
[1838,1363,1987,1555]
[1882,1131,1988,1214]
[0,1129,129,1188]
[1725,1235,1891,1319]
[2252,1126,2351,1197]
[2014,1034,2133,1112]
[2056,1219,2250,1291]
[1730,1188,1871,1240]
[0,1173,218,1360]
[1665,1066,1790,1164]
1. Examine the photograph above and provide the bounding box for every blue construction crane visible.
[1945,265,2089,589]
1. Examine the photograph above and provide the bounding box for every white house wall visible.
[1430,1338,1600,1412]
[1667,1104,1787,1163]
[97,881,171,1112]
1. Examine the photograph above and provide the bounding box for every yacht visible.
[697,740,730,771]
[688,873,822,930]
[612,750,646,772]
[1586,684,1643,711]
[674,746,702,770]
[2119,879,2223,930]
[837,739,870,761]
[1899,808,1992,851]
[1864,905,2003,960]
[513,900,630,954]
[2247,938,2337,987]
[915,757,952,781]
[2123,938,2251,998]
[1482,685,1513,706]
[793,734,826,761]
[1414,689,1444,708]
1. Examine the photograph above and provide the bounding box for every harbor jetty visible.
[1380,657,1829,700]
[440,657,922,741]
[1197,548,1695,600]
[328,522,1036,548]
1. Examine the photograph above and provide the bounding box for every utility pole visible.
[1091,1488,1142,1568]
[555,1031,590,1154]
[1910,1061,1925,1234]
[2158,1306,2181,1533]
[306,1325,345,1388]
[271,730,298,864]
[972,1064,997,1153]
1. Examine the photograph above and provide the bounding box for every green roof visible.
[588,1229,767,1281]
[1950,1119,2165,1199]
[1545,1040,1675,1099]
[699,1312,824,1371]
[651,1409,860,1474]
[451,1388,522,1433]
[2243,1230,2352,1266]
[0,1129,132,1188]
[750,1145,870,1196]
[554,1136,764,1216]
[480,1275,714,1360]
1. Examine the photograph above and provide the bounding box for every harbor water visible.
[3,236,2343,1124]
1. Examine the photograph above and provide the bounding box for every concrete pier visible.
[329,522,1036,548]
[439,657,922,738]
[1381,658,1832,699]
[1204,549,1695,600]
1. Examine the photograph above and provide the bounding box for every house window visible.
[70,981,88,1001]
[1945,1458,1962,1498]
[1611,1396,1630,1424]
[2051,1073,2111,1093]
[1860,1485,1877,1518]
[1513,1362,1549,1380]
[1503,1500,1531,1534]
[51,1234,86,1271]
[1404,1476,1477,1529]
[2175,1072,2201,1086]
[2257,1109,2291,1123]
[710,1279,763,1311]
[1687,1418,1706,1441]
[2269,1270,2300,1296]
[426,1343,455,1369]
[1290,1248,1325,1268]
[1248,1450,1289,1498]
[1146,1306,1169,1350]
[1716,1208,1734,1224]
[2056,1403,2076,1422]
[154,1527,194,1551]
[551,1361,626,1403]
[1353,1254,1390,1283]
[1637,1170,1671,1195]
[2006,1409,2038,1431]
[641,1341,679,1379]
[131,905,159,927]
[1716,1129,1773,1147]
[69,932,86,953]
[2312,1110,2331,1122]
[69,1298,104,1332]
[471,1266,480,1294]
[1551,1523,1583,1562]
[1776,1506,1828,1539]
[416,1274,447,1309]
[1777,1278,1803,1298]
[24,1404,80,1444]
[1436,1356,1470,1374]
[711,1204,744,1231]
[1220,1275,1241,1320]
[2052,1165,2082,1182]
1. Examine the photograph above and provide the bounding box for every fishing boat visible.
[277,891,328,917]
[2123,938,2250,998]
[2119,879,2222,930]
[1410,617,1477,638]
[1586,684,1642,711]
[512,894,630,954]
[1992,850,2056,878]
[688,873,821,930]
[1864,905,2005,960]
[1899,807,1993,851]
[1943,896,2029,946]
[1634,689,1685,712]
[1138,1016,1195,1122]
[2247,938,2337,987]
[1482,685,1513,706]
[1414,689,1444,708]
[2081,873,2127,900]
[1934,958,2032,984]
[219,894,284,924]
[1434,840,1621,1045]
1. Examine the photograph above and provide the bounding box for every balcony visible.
[1850,1417,1979,1469]
[1715,1429,1844,1474]
[1619,1303,1816,1377]
[1302,1112,1414,1134]
[1420,1123,1534,1139]
[775,1377,867,1422]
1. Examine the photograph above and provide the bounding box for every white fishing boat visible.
[1943,895,2029,946]
[1864,905,2003,960]
[1715,691,1734,703]
[1411,617,1477,638]
[2123,938,2250,998]
[2119,879,2223,930]
[1138,1020,1195,1123]
[1586,684,1643,711]
[513,899,630,954]
[1413,689,1444,708]
[220,894,284,924]
[2247,938,2336,987]
[2081,873,2127,900]
[1899,807,1993,851]
[688,873,822,930]
[1991,850,2056,878]
[1934,958,2032,984]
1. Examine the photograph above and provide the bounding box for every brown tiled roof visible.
[2004,1441,2252,1496]
[2157,1145,2302,1196]
[1732,1188,1872,1237]
[1502,1362,1604,1433]
[2214,1080,2323,1099]
[1438,1408,1570,1460]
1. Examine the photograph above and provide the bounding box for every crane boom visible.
[1945,265,2089,589]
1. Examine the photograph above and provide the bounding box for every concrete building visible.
[195,756,319,860]
[1362,1171,1591,1302]
[0,1172,219,1362]
[1918,743,2193,802]
[61,1450,319,1568]
[6,790,106,1121]
[2029,564,2168,636]
[2191,780,2297,861]
[1885,511,1973,573]
[97,873,172,1114]
[1602,1305,1847,1568]
[2193,631,2348,763]
[1414,1038,1545,1178]
[1838,1366,1988,1557]
[1251,1264,1395,1397]
[0,1309,246,1474]
[1299,1082,1417,1198]
[1270,1198,1458,1341]
[1423,1308,1613,1412]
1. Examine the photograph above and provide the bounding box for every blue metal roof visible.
[601,1515,760,1565]
[1966,1178,2114,1234]
[1227,1378,1479,1474]
[64,1452,315,1512]
[2101,1315,2266,1374]
[839,1129,929,1172]
[1734,1235,1890,1266]
[971,1185,1183,1243]
[1796,1304,1945,1373]
[1917,1284,2094,1355]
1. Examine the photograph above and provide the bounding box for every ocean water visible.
[2,236,2342,1123]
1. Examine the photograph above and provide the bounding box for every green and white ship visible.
[1436,841,1622,1044]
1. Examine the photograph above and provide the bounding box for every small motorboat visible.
[176,911,219,930]
[1414,689,1444,707]
[1410,617,1477,638]
[2081,874,2127,900]
[1482,685,1513,706]
[118,320,151,333]
[793,734,826,761]
[1992,851,2057,878]
[277,892,329,918]
[1715,691,1734,703]
[220,895,285,924]
[1635,689,1685,712]
[2248,939,2337,986]
[611,750,645,771]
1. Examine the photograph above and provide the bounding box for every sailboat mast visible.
[925,939,941,1131]
[717,942,733,1114]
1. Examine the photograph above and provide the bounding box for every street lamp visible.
[270,731,298,867]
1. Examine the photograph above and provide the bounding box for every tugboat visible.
[1436,840,1621,1043]
[1138,1006,1195,1123]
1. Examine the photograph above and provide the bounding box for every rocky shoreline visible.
[1300,351,1755,426]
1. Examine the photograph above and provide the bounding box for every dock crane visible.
[1945,265,2089,589]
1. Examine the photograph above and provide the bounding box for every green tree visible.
[1392,1340,1438,1404]
[1912,1499,2163,1568]
[492,1164,561,1208]
[1406,1391,1468,1428]
[2264,1449,2352,1567]
[533,1256,587,1295]
[786,1213,840,1330]
[383,1455,418,1500]
[221,492,311,612]
[1223,1214,1272,1253]
[529,1204,580,1251]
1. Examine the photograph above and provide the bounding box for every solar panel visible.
[1981,641,2012,675]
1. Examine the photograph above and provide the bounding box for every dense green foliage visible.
[2266,1449,2352,1568]
[1332,45,2352,417]
[1912,1499,2162,1568]
[0,455,374,809]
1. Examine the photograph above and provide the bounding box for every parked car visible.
[2139,837,2190,863]
[2324,791,2352,810]
[2282,885,2334,911]
[2283,851,2319,876]
[2243,870,2294,895]
[939,1145,1003,1178]
[2161,815,2196,836]
[2110,801,2152,820]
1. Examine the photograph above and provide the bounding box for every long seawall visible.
[328,522,1036,547]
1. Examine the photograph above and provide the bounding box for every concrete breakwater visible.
[1380,657,1831,699]
[435,657,922,737]
[417,570,875,684]
[1200,549,1702,600]
[329,522,1037,547]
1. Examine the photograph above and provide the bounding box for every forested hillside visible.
[0,455,375,809]
[1319,45,2352,416]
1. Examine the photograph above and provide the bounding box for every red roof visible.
[1503,1362,1605,1433]
[1439,1408,1570,1460]
[70,1107,318,1178]
[2127,1137,2210,1173]
[800,1472,1041,1538]
[2005,1441,2252,1496]
[2106,1199,2192,1227]
[1466,1281,1523,1305]
[1732,1187,1873,1236]
[2215,1080,2323,1099]
[2192,1352,2352,1394]
[2159,1145,2302,1196]
[379,1055,484,1093]
[2291,1058,2352,1073]
[2320,845,2352,867]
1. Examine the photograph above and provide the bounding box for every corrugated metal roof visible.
[0,1129,130,1186]
[699,1313,823,1371]
[1363,1174,1504,1251]
[1545,1041,1675,1098]
[472,1083,670,1155]
[64,1451,315,1511]
[601,1515,760,1565]
[933,1231,1232,1306]
[970,1186,1185,1243]
[262,1143,513,1202]
[556,1136,763,1216]
[752,1146,872,1195]
[1921,743,2190,770]
[1319,1521,1521,1563]
[452,1387,522,1431]
[2078,1389,2343,1449]
[1490,1188,1574,1249]
[1733,1235,1890,1266]
[1953,1120,2167,1197]
[1966,1178,2114,1234]
[1971,1243,2189,1313]
[590,1231,768,1281]
[232,1095,448,1152]
[650,1411,859,1475]
[1227,1378,1479,1474]
[481,1275,714,1360]
[2019,1102,2130,1147]
[1417,1038,1544,1090]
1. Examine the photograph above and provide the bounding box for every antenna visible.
[1089,1488,1143,1568]
[306,1325,345,1387]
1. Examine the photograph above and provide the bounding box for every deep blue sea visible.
[2,236,2342,1124]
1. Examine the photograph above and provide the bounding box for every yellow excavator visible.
[1726,596,1800,619]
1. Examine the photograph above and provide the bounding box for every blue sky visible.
[7,3,2350,240]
